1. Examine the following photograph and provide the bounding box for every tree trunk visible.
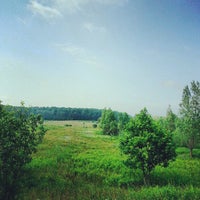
[143,173,150,185]
[190,148,193,158]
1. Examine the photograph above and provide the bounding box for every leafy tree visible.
[165,105,177,133]
[179,81,200,157]
[118,112,130,133]
[99,108,119,135]
[0,102,46,200]
[156,107,180,147]
[120,108,176,185]
[155,106,177,134]
[173,117,188,147]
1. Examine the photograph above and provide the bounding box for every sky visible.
[0,0,200,116]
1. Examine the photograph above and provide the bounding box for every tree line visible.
[5,106,103,121]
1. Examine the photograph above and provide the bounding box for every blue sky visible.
[0,0,200,116]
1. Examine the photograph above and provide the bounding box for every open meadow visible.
[20,120,200,200]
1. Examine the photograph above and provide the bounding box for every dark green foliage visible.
[179,81,200,157]
[99,108,119,135]
[6,106,102,121]
[120,108,176,184]
[0,102,46,200]
[29,107,102,121]
[92,123,97,128]
[65,124,72,127]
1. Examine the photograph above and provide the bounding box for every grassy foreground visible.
[20,121,200,199]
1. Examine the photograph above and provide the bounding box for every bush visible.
[65,124,72,127]
[0,102,46,199]
[92,124,97,128]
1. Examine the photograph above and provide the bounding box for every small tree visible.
[120,108,176,185]
[99,108,119,135]
[179,81,200,157]
[165,105,177,133]
[0,102,46,200]
[118,112,130,133]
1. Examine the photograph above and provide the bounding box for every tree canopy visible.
[0,102,46,200]
[120,108,176,184]
[5,106,102,121]
[179,81,200,157]
[99,108,119,135]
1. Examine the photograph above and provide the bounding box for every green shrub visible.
[0,103,46,200]
[92,123,97,128]
[65,124,72,127]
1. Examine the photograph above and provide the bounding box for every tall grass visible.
[20,121,200,199]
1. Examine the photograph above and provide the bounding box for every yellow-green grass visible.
[20,121,200,200]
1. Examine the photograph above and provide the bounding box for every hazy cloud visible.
[60,44,86,57]
[17,17,28,25]
[82,57,99,67]
[96,0,129,5]
[53,0,89,13]
[28,0,128,16]
[83,22,107,33]
[163,80,180,89]
[55,43,101,68]
[27,0,62,20]
[27,0,128,20]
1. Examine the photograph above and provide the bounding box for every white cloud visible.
[53,0,89,13]
[83,22,107,33]
[41,0,128,14]
[27,0,128,20]
[27,0,62,20]
[96,0,129,6]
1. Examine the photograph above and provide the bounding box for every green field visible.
[20,121,200,200]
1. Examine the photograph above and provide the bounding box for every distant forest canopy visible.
[5,106,103,121]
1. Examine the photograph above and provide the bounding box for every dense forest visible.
[5,106,102,121]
